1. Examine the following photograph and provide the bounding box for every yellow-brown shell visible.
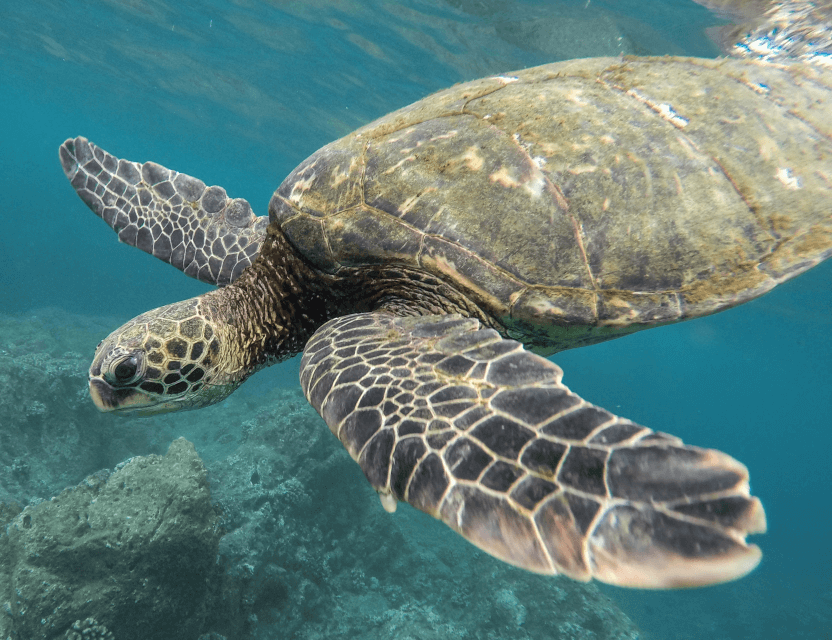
[269,56,832,350]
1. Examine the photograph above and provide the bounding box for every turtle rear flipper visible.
[60,137,268,285]
[300,312,766,588]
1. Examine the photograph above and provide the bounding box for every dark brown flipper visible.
[60,137,268,285]
[300,312,766,588]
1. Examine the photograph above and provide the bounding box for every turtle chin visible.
[89,378,185,416]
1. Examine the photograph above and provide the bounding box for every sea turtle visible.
[59,1,831,589]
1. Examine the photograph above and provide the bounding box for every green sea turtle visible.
[59,1,831,589]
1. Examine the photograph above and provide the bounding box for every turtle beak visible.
[89,377,184,415]
[89,378,111,411]
[89,378,153,413]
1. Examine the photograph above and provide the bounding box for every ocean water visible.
[1,1,830,639]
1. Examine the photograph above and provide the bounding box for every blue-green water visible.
[1,1,831,638]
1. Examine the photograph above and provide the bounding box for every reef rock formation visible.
[0,310,174,506]
[0,438,223,640]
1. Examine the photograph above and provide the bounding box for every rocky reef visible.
[0,311,177,506]
[0,438,222,640]
[0,309,641,639]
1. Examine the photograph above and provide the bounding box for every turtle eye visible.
[113,355,140,383]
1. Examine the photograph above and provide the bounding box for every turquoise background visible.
[1,1,830,638]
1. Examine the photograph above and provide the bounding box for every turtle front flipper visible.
[59,137,268,285]
[300,312,767,588]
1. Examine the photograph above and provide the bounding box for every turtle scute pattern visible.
[273,56,832,350]
[92,299,220,400]
[300,312,766,587]
[59,136,268,285]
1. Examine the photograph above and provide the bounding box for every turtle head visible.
[89,296,246,415]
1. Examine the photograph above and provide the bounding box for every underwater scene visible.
[1,0,831,638]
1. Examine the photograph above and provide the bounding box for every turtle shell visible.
[270,56,832,351]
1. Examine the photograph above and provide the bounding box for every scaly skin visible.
[88,228,331,414]
[88,226,483,414]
